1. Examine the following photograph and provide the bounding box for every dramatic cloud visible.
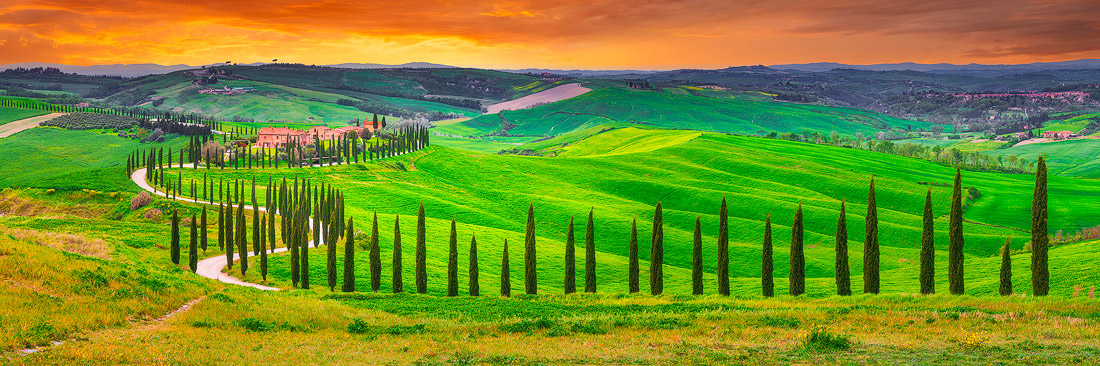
[1,0,1097,68]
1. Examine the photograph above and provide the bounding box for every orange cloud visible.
[0,0,1098,68]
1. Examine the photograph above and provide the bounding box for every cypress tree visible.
[920,188,936,294]
[252,181,260,256]
[1000,239,1013,296]
[416,202,427,294]
[237,201,247,276]
[948,168,965,295]
[717,195,729,296]
[584,208,596,293]
[260,214,268,281]
[343,217,356,292]
[524,203,537,295]
[200,207,208,252]
[392,214,403,293]
[268,202,276,252]
[692,215,703,295]
[189,214,198,272]
[327,215,339,292]
[864,178,880,294]
[301,214,309,289]
[628,218,639,294]
[789,204,805,296]
[170,209,180,265]
[1031,155,1049,296]
[469,234,480,296]
[564,216,576,294]
[762,214,774,297]
[226,190,235,269]
[290,211,299,287]
[447,218,459,297]
[501,239,512,297]
[370,211,381,292]
[217,204,225,250]
[835,200,851,296]
[649,201,664,295]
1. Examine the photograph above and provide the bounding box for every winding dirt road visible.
[0,113,68,138]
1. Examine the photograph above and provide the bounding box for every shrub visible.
[143,208,162,220]
[130,191,152,210]
[237,318,272,332]
[803,324,851,352]
[347,319,371,334]
[44,189,55,195]
[569,320,609,335]
[759,315,800,328]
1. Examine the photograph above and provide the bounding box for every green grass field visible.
[162,128,1100,299]
[0,107,47,126]
[450,87,935,138]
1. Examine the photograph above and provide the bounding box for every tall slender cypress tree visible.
[327,215,339,292]
[920,188,936,294]
[300,212,309,289]
[218,204,225,251]
[200,207,208,252]
[692,215,703,295]
[416,201,427,294]
[1031,155,1049,296]
[252,179,259,255]
[189,214,198,272]
[564,216,576,294]
[789,204,805,296]
[260,214,268,281]
[762,214,774,297]
[649,202,664,295]
[370,211,381,292]
[226,191,235,270]
[628,218,639,294]
[237,201,247,276]
[170,209,180,265]
[524,203,537,295]
[268,203,276,253]
[835,200,851,296]
[864,178,880,294]
[343,217,356,292]
[447,218,459,297]
[501,239,512,297]
[948,168,965,295]
[584,208,596,293]
[392,215,403,293]
[717,195,729,296]
[1000,239,1013,296]
[469,234,480,296]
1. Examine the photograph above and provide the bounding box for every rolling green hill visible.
[169,128,1100,297]
[0,106,46,126]
[450,87,934,139]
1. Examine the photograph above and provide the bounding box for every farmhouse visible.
[1043,130,1078,140]
[255,127,306,148]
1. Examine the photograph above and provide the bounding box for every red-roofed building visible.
[256,127,306,148]
[1043,130,1078,140]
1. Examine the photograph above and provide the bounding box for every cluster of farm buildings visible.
[255,124,378,148]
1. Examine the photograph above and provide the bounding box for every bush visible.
[803,324,851,352]
[347,319,371,334]
[759,315,800,328]
[143,208,162,220]
[130,191,152,210]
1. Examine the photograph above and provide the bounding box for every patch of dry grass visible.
[3,227,112,260]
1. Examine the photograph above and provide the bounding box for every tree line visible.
[168,156,1053,297]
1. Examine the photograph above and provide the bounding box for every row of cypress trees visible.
[171,157,1052,297]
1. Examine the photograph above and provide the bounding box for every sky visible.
[1,0,1099,69]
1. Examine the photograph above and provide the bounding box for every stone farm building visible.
[1043,130,1078,140]
[256,123,378,148]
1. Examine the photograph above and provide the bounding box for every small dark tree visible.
[392,214,403,293]
[789,204,805,296]
[501,239,512,297]
[370,211,381,292]
[1031,155,1049,296]
[469,234,480,296]
[260,214,268,281]
[524,203,537,295]
[835,200,851,296]
[692,215,703,295]
[920,188,936,294]
[189,214,198,272]
[237,202,247,276]
[948,168,965,295]
[584,208,596,293]
[628,218,639,294]
[416,201,427,294]
[200,207,208,252]
[717,195,729,296]
[327,216,339,292]
[170,209,180,265]
[1000,239,1013,296]
[447,218,459,297]
[649,202,664,295]
[864,178,880,294]
[217,204,225,250]
[564,216,576,294]
[762,214,774,297]
[343,217,355,292]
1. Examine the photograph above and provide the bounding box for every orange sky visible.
[1,0,1098,69]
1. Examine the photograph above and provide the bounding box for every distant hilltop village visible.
[255,124,380,148]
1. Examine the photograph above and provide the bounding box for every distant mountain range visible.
[0,62,456,77]
[769,59,1100,74]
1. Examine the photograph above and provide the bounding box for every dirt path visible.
[0,113,67,138]
[485,83,591,114]
[18,296,207,355]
